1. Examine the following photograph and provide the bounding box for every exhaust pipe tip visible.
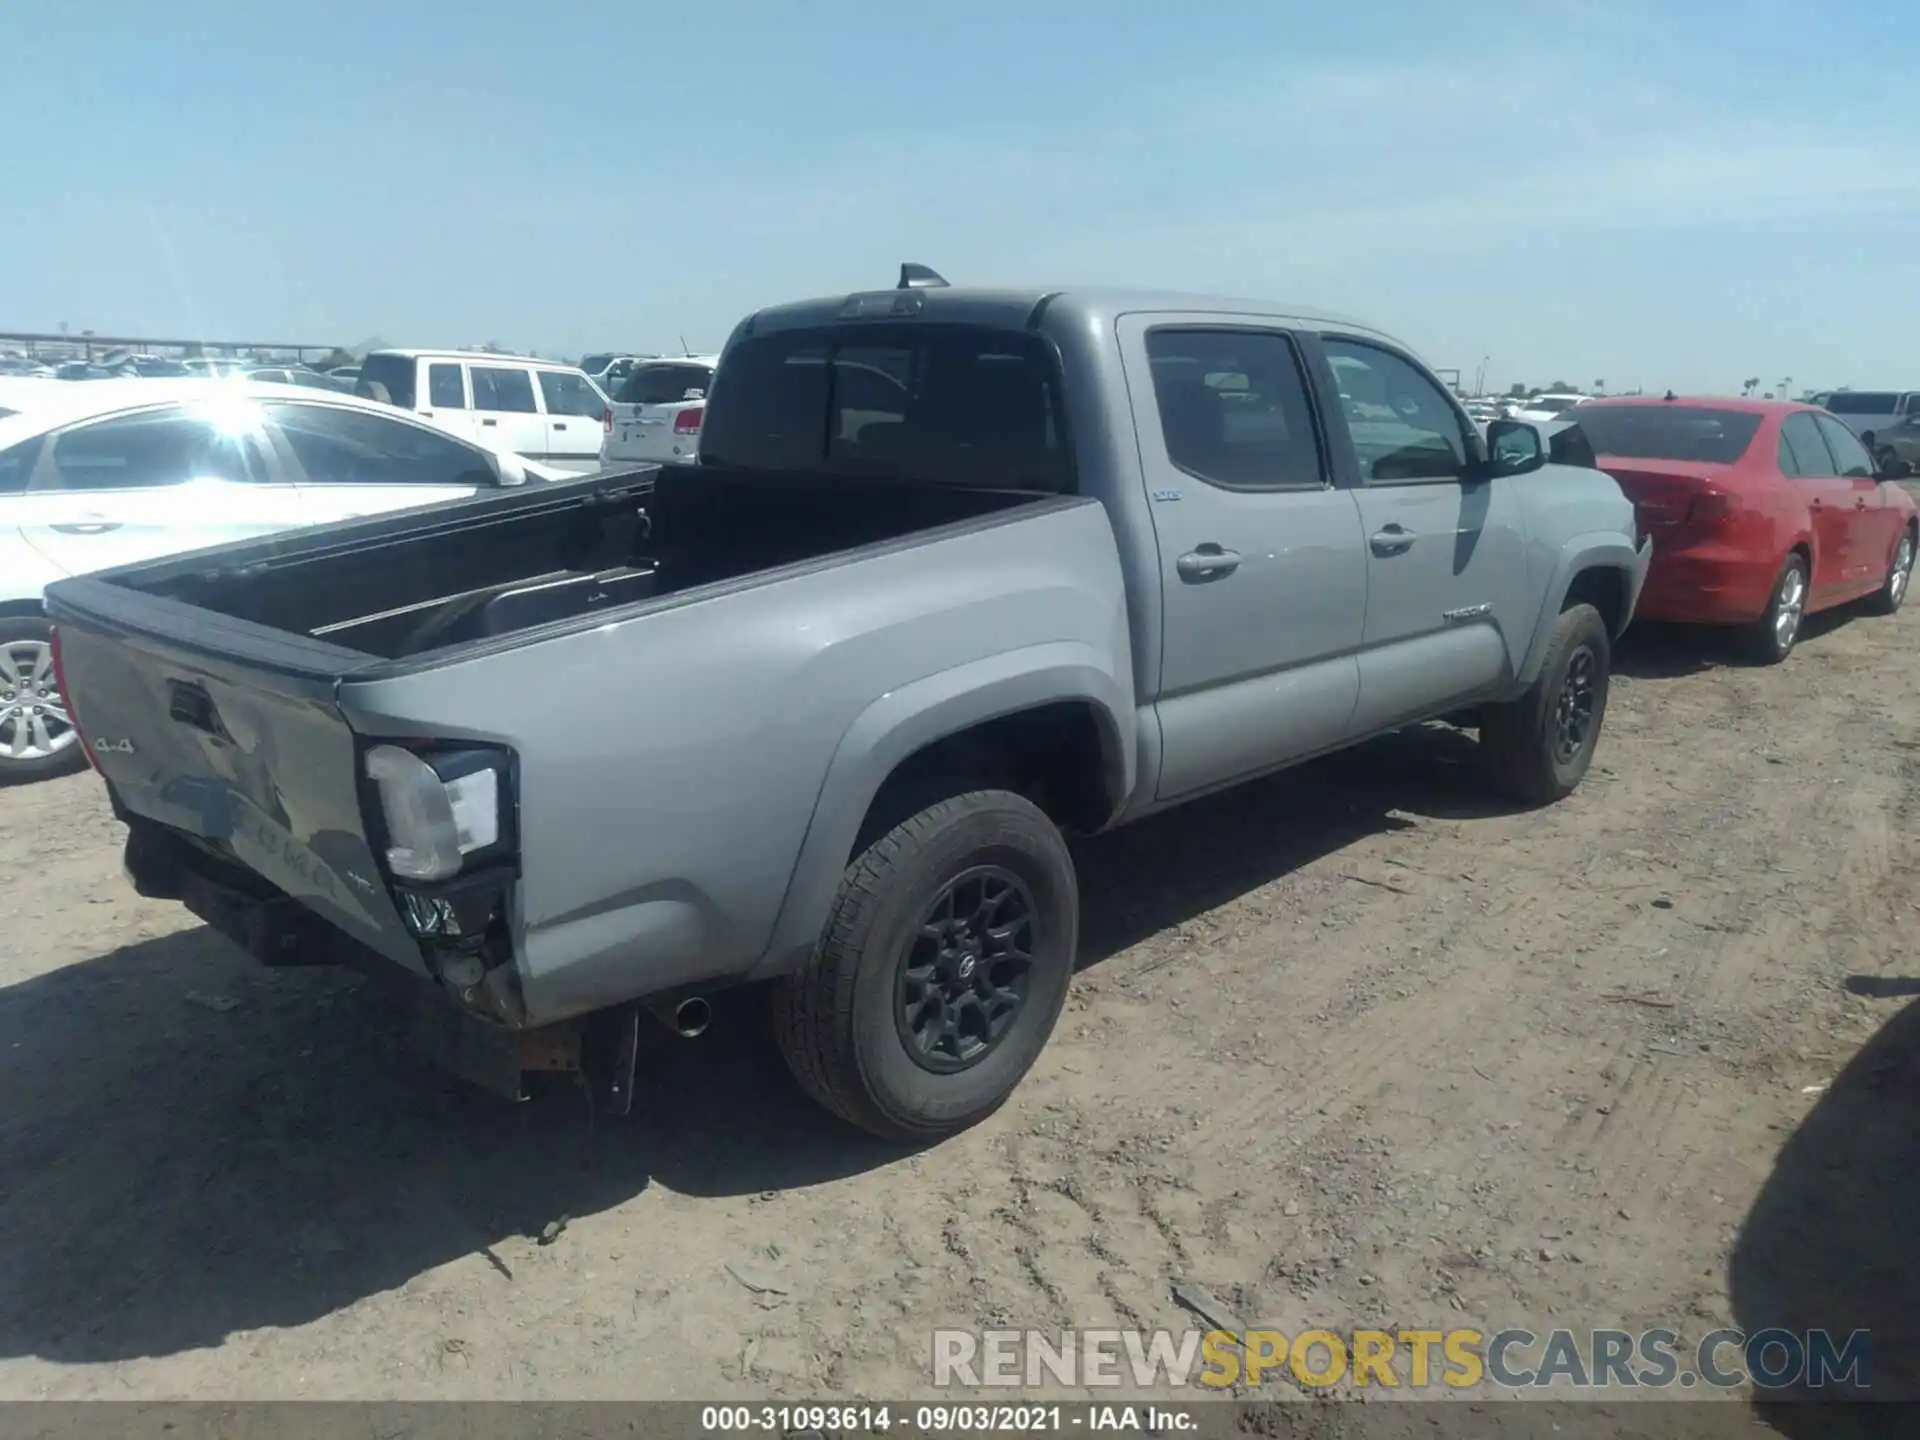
[672,996,711,1038]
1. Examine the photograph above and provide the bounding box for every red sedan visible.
[1569,397,1918,662]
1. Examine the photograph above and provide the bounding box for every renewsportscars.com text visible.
[932,1326,1871,1392]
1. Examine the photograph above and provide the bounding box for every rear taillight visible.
[601,406,612,435]
[48,625,99,774]
[672,407,703,437]
[1687,490,1734,526]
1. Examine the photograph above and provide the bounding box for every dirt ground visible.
[3,600,1919,1419]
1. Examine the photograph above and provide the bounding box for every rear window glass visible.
[1822,392,1899,414]
[616,363,713,406]
[1568,406,1762,463]
[700,325,1072,490]
[354,354,416,409]
[1528,396,1582,414]
[470,366,538,414]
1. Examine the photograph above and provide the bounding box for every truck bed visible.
[43,463,1117,1027]
[101,464,1044,662]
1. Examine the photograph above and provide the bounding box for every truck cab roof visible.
[736,285,1399,347]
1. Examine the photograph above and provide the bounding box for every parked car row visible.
[353,350,611,474]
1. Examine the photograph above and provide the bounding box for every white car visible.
[600,354,720,467]
[354,349,610,474]
[1509,392,1591,424]
[0,380,564,783]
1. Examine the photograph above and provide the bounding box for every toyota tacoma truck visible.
[44,268,1650,1141]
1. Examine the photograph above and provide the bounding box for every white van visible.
[355,350,610,473]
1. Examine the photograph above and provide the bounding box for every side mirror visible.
[1483,418,1546,478]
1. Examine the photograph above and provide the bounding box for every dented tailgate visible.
[45,580,426,975]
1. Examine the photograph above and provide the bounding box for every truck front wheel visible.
[772,788,1079,1142]
[1479,601,1611,805]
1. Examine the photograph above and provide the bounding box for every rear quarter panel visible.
[337,498,1136,1025]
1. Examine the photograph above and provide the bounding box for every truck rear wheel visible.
[772,788,1079,1142]
[1479,601,1610,806]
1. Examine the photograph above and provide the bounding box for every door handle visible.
[1176,544,1241,582]
[50,521,120,535]
[554,422,568,431]
[1856,498,1868,509]
[1370,525,1417,555]
[481,418,498,427]
[637,417,665,426]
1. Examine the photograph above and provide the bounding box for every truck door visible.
[1314,336,1529,733]
[1117,317,1367,800]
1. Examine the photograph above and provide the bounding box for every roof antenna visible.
[1663,389,1677,402]
[679,334,690,356]
[898,262,949,290]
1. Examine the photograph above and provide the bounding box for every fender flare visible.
[1516,533,1650,685]
[748,641,1135,979]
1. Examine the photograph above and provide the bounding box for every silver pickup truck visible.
[44,270,1650,1141]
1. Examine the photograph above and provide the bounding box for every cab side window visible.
[1143,328,1326,491]
[1320,338,1469,483]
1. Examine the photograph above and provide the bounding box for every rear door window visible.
[1780,413,1837,478]
[263,403,498,487]
[1813,413,1874,477]
[30,409,259,492]
[700,326,1071,490]
[1142,328,1326,490]
[427,363,467,409]
[538,370,606,418]
[470,366,539,414]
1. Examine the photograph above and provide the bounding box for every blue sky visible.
[2,0,1915,394]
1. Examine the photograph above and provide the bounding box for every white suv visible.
[355,350,610,473]
[601,355,720,467]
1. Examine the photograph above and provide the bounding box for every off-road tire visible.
[1862,526,1916,617]
[772,789,1078,1142]
[1480,602,1610,806]
[1740,555,1809,664]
